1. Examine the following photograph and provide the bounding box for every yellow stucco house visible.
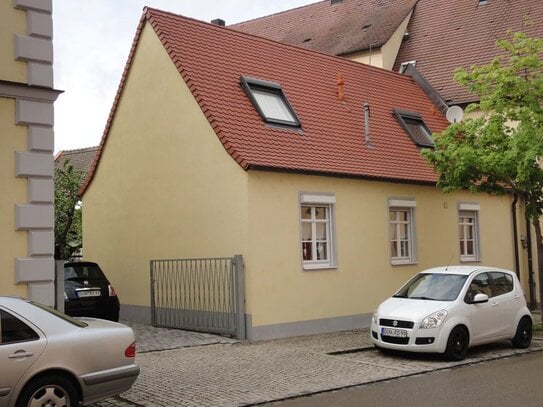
[0,0,60,305]
[81,8,534,340]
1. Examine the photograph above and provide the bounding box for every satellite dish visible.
[446,105,464,123]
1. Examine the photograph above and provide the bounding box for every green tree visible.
[54,160,85,260]
[424,31,543,316]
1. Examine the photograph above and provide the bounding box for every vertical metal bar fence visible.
[150,256,245,338]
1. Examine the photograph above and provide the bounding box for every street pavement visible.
[93,314,543,407]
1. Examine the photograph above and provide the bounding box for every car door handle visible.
[491,302,499,307]
[9,350,34,359]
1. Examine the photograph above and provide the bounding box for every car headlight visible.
[420,310,447,329]
[372,312,378,324]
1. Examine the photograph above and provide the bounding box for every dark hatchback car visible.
[64,261,120,321]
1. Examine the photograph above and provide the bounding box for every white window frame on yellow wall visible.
[299,193,337,270]
[458,203,481,262]
[388,198,417,265]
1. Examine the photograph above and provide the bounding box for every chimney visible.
[211,18,225,27]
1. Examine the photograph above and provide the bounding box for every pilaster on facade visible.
[7,0,60,306]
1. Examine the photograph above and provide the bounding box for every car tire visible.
[16,374,79,407]
[445,326,469,361]
[511,316,532,349]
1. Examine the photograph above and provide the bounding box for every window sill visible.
[391,259,418,266]
[460,257,480,263]
[302,263,337,271]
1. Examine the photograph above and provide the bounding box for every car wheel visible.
[16,374,79,407]
[511,316,532,349]
[445,326,469,361]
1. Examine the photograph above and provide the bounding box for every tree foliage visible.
[424,31,543,313]
[54,160,85,260]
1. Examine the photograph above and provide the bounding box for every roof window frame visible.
[240,76,301,128]
[393,109,434,148]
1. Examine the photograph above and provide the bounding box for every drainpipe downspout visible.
[512,194,520,279]
[525,216,536,310]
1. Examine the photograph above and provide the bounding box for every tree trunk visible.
[532,219,543,318]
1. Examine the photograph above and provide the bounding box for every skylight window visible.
[393,109,434,148]
[240,76,301,128]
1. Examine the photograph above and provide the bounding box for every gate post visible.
[233,255,246,339]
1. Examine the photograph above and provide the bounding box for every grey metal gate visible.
[150,255,245,339]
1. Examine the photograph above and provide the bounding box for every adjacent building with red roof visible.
[232,0,543,104]
[81,8,525,340]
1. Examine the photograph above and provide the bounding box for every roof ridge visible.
[59,146,99,154]
[145,7,417,85]
[229,0,323,27]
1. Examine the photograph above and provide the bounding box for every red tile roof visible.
[81,8,450,195]
[394,0,543,104]
[230,0,418,56]
[55,146,99,176]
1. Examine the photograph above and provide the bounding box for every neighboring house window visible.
[458,203,480,262]
[240,76,301,128]
[300,193,336,270]
[393,109,434,148]
[388,198,417,265]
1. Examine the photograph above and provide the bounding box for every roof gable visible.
[81,8,450,195]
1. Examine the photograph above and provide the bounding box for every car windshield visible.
[30,301,88,328]
[393,273,468,301]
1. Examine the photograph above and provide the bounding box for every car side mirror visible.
[473,293,489,304]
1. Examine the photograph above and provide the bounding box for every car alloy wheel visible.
[17,375,78,407]
[445,326,469,361]
[512,317,532,349]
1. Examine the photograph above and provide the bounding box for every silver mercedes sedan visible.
[0,296,139,407]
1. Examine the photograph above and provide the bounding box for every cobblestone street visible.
[92,320,543,407]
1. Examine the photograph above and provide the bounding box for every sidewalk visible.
[94,315,543,407]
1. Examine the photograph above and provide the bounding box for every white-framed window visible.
[458,203,480,262]
[388,198,417,265]
[300,193,336,270]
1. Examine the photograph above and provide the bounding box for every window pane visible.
[390,240,398,257]
[315,207,327,220]
[251,88,297,123]
[302,242,313,261]
[400,224,408,239]
[491,272,513,296]
[302,223,312,240]
[390,223,397,240]
[315,223,327,240]
[398,210,408,222]
[316,242,328,260]
[466,240,474,255]
[0,310,39,344]
[301,206,312,219]
[400,240,409,257]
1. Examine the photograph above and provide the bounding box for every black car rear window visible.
[65,264,105,280]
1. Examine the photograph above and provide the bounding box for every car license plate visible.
[381,327,408,338]
[77,290,101,298]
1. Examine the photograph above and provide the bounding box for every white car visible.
[371,266,532,360]
[0,296,139,407]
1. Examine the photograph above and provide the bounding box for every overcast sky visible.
[52,0,316,153]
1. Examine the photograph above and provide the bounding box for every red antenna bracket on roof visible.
[337,73,345,101]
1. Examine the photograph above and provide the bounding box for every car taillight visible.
[108,285,117,297]
[125,342,136,358]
